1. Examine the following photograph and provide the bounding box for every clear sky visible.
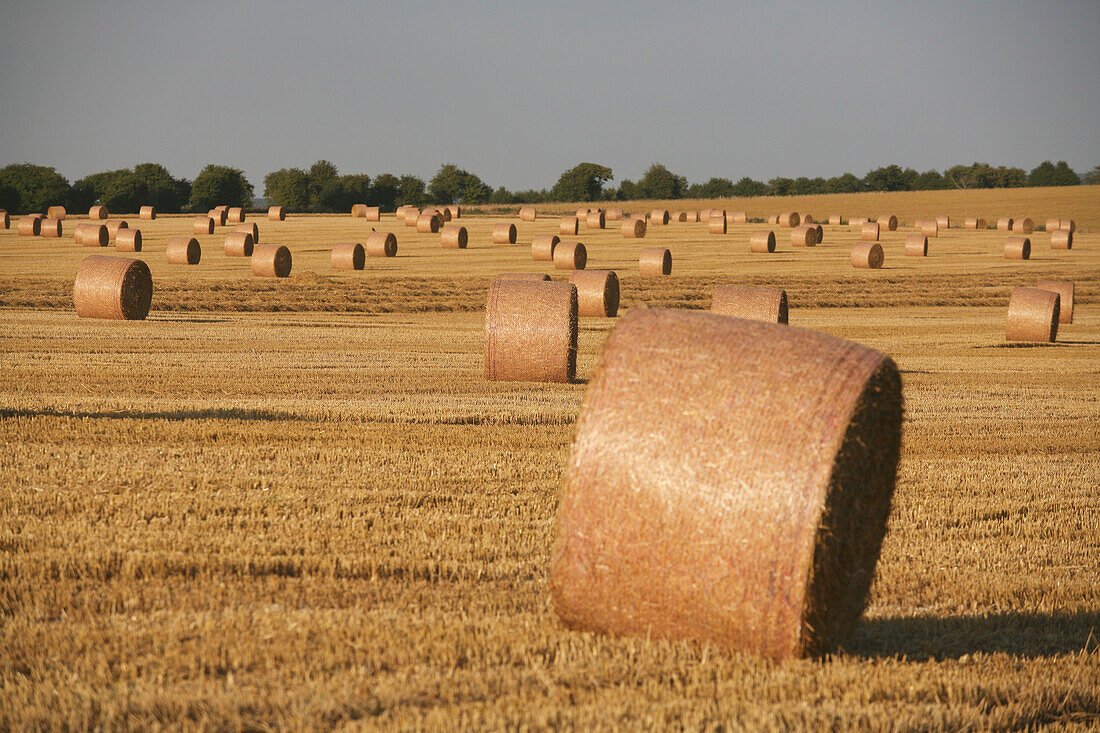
[1,0,1097,191]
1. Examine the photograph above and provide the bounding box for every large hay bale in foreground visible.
[1006,287,1059,342]
[904,234,927,257]
[554,241,587,270]
[73,255,152,321]
[365,231,398,257]
[224,231,254,257]
[47,206,66,220]
[331,242,365,270]
[105,220,128,242]
[560,216,579,235]
[441,224,468,249]
[639,247,671,275]
[749,230,776,253]
[710,286,788,324]
[550,307,903,658]
[252,244,292,277]
[166,237,201,265]
[623,218,646,238]
[1005,236,1031,260]
[649,209,669,225]
[40,218,62,238]
[586,210,606,230]
[531,234,560,261]
[115,229,142,252]
[1035,280,1074,324]
[76,223,108,247]
[860,222,880,241]
[493,222,517,244]
[1012,217,1033,234]
[139,206,156,220]
[484,279,577,383]
[519,206,537,222]
[193,216,215,235]
[569,270,619,317]
[88,206,108,220]
[852,242,884,269]
[236,222,259,243]
[268,206,285,221]
[17,216,41,236]
[496,273,551,281]
[1050,229,1073,250]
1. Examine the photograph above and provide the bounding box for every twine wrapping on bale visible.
[73,255,152,321]
[586,210,606,230]
[236,223,259,243]
[519,206,537,222]
[441,224,468,249]
[554,241,587,270]
[622,218,646,239]
[366,231,398,257]
[105,220,129,242]
[921,220,939,238]
[268,206,285,221]
[606,209,623,221]
[1035,280,1074,324]
[1050,229,1073,250]
[403,208,422,227]
[331,242,365,270]
[531,234,560,261]
[417,212,443,233]
[997,217,1014,231]
[252,244,292,277]
[851,242,884,269]
[649,210,669,225]
[1005,236,1031,260]
[1006,287,1059,342]
[639,247,672,275]
[224,231,255,257]
[569,270,619,317]
[750,230,776,253]
[209,208,228,226]
[560,216,579,235]
[193,216,215,235]
[1012,218,1034,234]
[710,285,789,324]
[779,212,800,227]
[88,206,108,220]
[40,218,63,238]
[905,234,928,257]
[791,225,816,247]
[550,307,904,658]
[877,215,898,231]
[828,215,842,226]
[115,229,142,252]
[496,273,551,281]
[166,237,201,265]
[226,207,245,223]
[709,215,727,235]
[139,205,156,220]
[484,279,577,383]
[1060,219,1075,232]
[493,222,518,244]
[76,223,108,247]
[18,216,41,236]
[47,206,66,220]
[860,222,880,242]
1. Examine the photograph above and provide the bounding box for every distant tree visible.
[768,177,794,196]
[263,168,311,211]
[989,166,1028,188]
[190,165,253,210]
[616,179,638,201]
[66,179,97,212]
[730,177,769,197]
[636,163,687,199]
[368,173,400,211]
[396,174,427,206]
[945,162,990,189]
[1029,160,1080,187]
[790,177,828,195]
[489,186,516,204]
[1083,165,1100,185]
[307,160,339,211]
[551,162,613,202]
[132,163,191,213]
[428,163,491,204]
[825,173,864,193]
[339,174,372,207]
[0,163,72,213]
[513,189,548,203]
[686,177,735,199]
[863,165,916,192]
[98,170,147,213]
[911,170,948,190]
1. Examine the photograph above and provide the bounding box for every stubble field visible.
[1,186,1099,729]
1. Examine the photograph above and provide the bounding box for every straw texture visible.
[1006,287,1059,342]
[586,210,606,230]
[224,231,254,257]
[47,206,66,220]
[778,212,800,227]
[331,242,365,270]
[362,206,380,221]
[227,207,245,223]
[649,210,669,225]
[639,248,672,275]
[811,223,824,244]
[904,235,927,257]
[729,211,747,224]
[17,216,41,236]
[550,307,903,658]
[851,243,884,269]
[209,208,228,226]
[750,230,777,253]
[560,217,579,235]
[877,215,898,231]
[554,241,587,271]
[920,220,939,238]
[1050,229,1073,250]
[166,237,201,265]
[76,224,108,247]
[73,255,153,321]
[519,207,537,222]
[996,217,1014,231]
[139,206,156,220]
[790,225,816,247]
[40,218,62,238]
[802,214,815,224]
[268,206,285,221]
[1012,217,1034,234]
[403,208,421,227]
[576,208,591,220]
[606,209,624,221]
[623,219,646,238]
[236,223,259,243]
[685,211,699,223]
[252,244,292,277]
[88,206,108,220]
[860,222,880,242]
[441,225,468,249]
[670,211,686,223]
[710,285,789,324]
[484,280,577,383]
[936,215,949,229]
[1035,280,1074,324]
[0,211,7,229]
[709,215,727,235]
[105,220,129,242]
[193,216,215,235]
[569,270,619,318]
[496,273,550,281]
[849,217,868,227]
[417,213,443,233]
[115,229,142,252]
[493,222,518,244]
[1059,219,1075,232]
[446,205,461,219]
[700,209,713,223]
[365,231,398,257]
[351,204,366,217]
[828,215,842,225]
[531,235,560,261]
[964,217,978,230]
[1005,237,1031,260]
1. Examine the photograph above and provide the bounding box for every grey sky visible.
[2,0,1098,192]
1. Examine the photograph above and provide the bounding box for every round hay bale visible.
[550,307,903,658]
[441,224,468,249]
[252,244,292,277]
[446,205,461,219]
[519,206,537,222]
[767,214,780,225]
[76,223,108,247]
[115,228,142,252]
[623,218,646,238]
[851,242,884,269]
[606,208,624,221]
[417,212,443,233]
[492,222,518,244]
[88,205,108,220]
[531,234,560,261]
[976,217,988,229]
[1059,219,1076,232]
[684,211,699,223]
[709,215,727,235]
[166,237,201,265]
[639,247,671,275]
[778,212,800,227]
[18,216,41,236]
[193,216,215,235]
[935,215,949,229]
[904,234,927,257]
[362,206,380,221]
[351,204,366,217]
[670,211,686,223]
[214,205,228,215]
[811,223,823,244]
[749,230,776,253]
[365,231,398,257]
[403,208,422,227]
[268,206,285,221]
[828,215,842,226]
[728,211,747,224]
[576,208,591,220]
[209,208,228,226]
[569,270,619,317]
[226,207,245,223]
[224,231,255,257]
[484,279,577,383]
[73,255,152,321]
[331,242,365,270]
[0,211,8,229]
[710,285,788,324]
[699,209,713,223]
[790,225,815,247]
[560,216,579,235]
[497,273,551,281]
[963,217,978,230]
[1005,236,1031,260]
[996,217,1014,231]
[395,206,409,222]
[139,205,156,220]
[236,222,259,243]
[1012,217,1033,234]
[554,241,587,270]
[40,218,62,238]
[47,206,66,220]
[860,222,880,242]
[802,214,814,224]
[920,220,939,238]
[1035,280,1074,324]
[1050,229,1073,250]
[876,215,898,231]
[105,220,129,242]
[849,217,868,228]
[1006,287,1059,342]
[586,210,606,230]
[649,209,669,225]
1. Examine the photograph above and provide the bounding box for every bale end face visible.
[252,244,292,277]
[441,225,468,250]
[1006,287,1059,342]
[554,241,587,271]
[1035,280,1074,324]
[1005,237,1031,260]
[710,285,789,324]
[749,231,776,253]
[331,242,365,270]
[1050,230,1073,250]
[493,222,518,244]
[569,270,619,318]
[166,237,201,265]
[484,280,578,383]
[73,255,153,320]
[365,231,398,257]
[639,248,672,275]
[852,243,884,269]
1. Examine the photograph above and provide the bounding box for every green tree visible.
[340,174,372,206]
[489,186,516,204]
[98,170,147,213]
[825,173,864,193]
[551,162,613,202]
[616,179,638,201]
[428,163,491,204]
[133,163,191,213]
[307,160,339,211]
[768,177,794,196]
[190,165,253,210]
[0,163,71,213]
[863,165,917,192]
[911,170,948,190]
[730,177,769,197]
[1029,160,1080,187]
[263,168,311,211]
[368,173,400,211]
[636,163,687,199]
[686,177,735,198]
[790,177,828,195]
[396,175,427,206]
[1083,165,1100,185]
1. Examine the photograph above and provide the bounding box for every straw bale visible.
[709,215,727,235]
[484,280,577,383]
[531,234,560,261]
[778,212,800,227]
[1045,217,1060,232]
[88,205,108,220]
[849,217,868,227]
[139,205,156,220]
[1050,229,1073,250]
[996,217,1014,231]
[351,204,366,217]
[224,231,254,257]
[115,229,142,252]
[193,216,215,235]
[214,206,228,215]
[268,206,285,221]
[1059,219,1075,232]
[935,215,949,229]
[851,242,884,269]
[105,220,129,242]
[209,208,228,226]
[73,255,152,321]
[586,210,606,229]
[684,211,698,223]
[877,215,898,231]
[623,218,646,238]
[496,273,551,281]
[670,211,686,223]
[606,209,624,221]
[560,216,579,235]
[802,214,814,224]
[493,222,518,244]
[519,206,537,222]
[749,230,776,253]
[828,215,842,226]
[860,222,880,242]
[576,208,591,220]
[331,242,365,270]
[554,241,587,270]
[251,244,292,277]
[0,211,7,229]
[700,209,713,223]
[403,208,421,227]
[977,217,987,229]
[47,206,66,220]
[649,209,669,225]
[710,285,788,324]
[790,225,815,247]
[76,223,108,247]
[227,207,245,223]
[1035,280,1074,324]
[366,231,398,257]
[811,223,823,243]
[40,218,62,238]
[441,224,468,249]
[920,220,938,238]
[166,237,201,265]
[639,247,671,275]
[395,206,409,222]
[236,223,259,243]
[904,234,927,257]
[447,205,461,219]
[417,212,443,233]
[438,207,451,222]
[550,307,903,658]
[1006,287,1059,342]
[1005,236,1030,260]
[1012,217,1033,234]
[963,217,978,229]
[569,270,619,317]
[18,216,41,236]
[767,214,780,225]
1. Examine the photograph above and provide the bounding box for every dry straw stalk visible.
[1005,237,1031,260]
[252,244,292,277]
[166,237,201,265]
[710,285,789,324]
[1006,287,1059,342]
[441,225,468,249]
[331,242,365,270]
[73,255,152,321]
[569,270,619,317]
[365,231,398,257]
[639,247,672,275]
[554,241,587,271]
[1035,280,1074,324]
[531,235,560,261]
[493,222,518,244]
[484,279,577,383]
[115,229,142,252]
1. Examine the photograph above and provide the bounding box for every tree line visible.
[1,159,1096,214]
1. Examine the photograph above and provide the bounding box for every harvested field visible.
[1,186,1099,729]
